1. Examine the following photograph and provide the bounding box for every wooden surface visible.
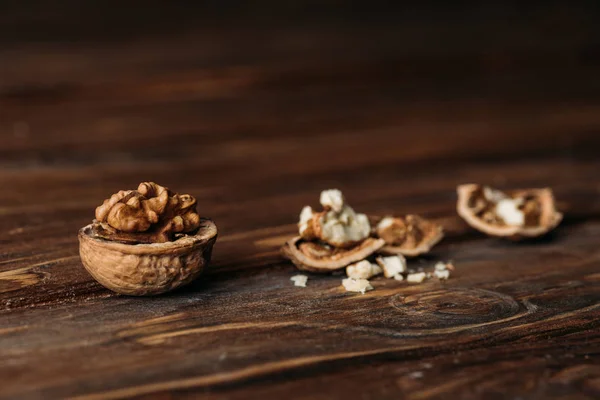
[1,3,600,399]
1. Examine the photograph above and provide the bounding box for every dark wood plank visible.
[1,3,599,399]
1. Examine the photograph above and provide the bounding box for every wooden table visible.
[1,4,599,399]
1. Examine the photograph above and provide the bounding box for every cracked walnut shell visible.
[281,236,385,273]
[79,182,217,295]
[374,215,444,257]
[456,184,562,239]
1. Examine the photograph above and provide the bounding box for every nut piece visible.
[406,272,428,283]
[376,255,407,279]
[79,182,217,296]
[290,274,308,287]
[457,184,563,239]
[95,182,201,244]
[346,260,383,279]
[320,189,345,213]
[342,277,373,294]
[298,189,371,248]
[375,215,444,257]
[282,236,386,273]
[433,262,453,280]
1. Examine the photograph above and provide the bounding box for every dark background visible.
[2,1,600,168]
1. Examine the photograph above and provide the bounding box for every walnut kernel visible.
[346,260,383,279]
[342,278,374,294]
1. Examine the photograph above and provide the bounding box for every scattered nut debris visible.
[290,274,308,287]
[457,184,562,239]
[376,255,407,279]
[346,260,383,279]
[283,189,452,292]
[374,215,444,257]
[79,182,217,296]
[342,277,374,294]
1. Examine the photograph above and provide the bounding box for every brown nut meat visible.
[79,182,217,295]
[281,236,385,273]
[457,184,563,239]
[374,215,444,257]
[94,182,201,244]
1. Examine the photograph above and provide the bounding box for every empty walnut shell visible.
[374,215,444,257]
[457,184,563,239]
[78,218,217,295]
[281,237,385,273]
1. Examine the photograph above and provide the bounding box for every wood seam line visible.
[69,344,422,400]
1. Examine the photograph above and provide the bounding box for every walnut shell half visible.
[374,215,444,257]
[281,236,385,273]
[457,184,563,239]
[78,218,217,295]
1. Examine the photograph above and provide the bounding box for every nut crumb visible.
[433,262,453,280]
[346,260,382,279]
[406,272,428,283]
[290,275,308,287]
[342,278,373,294]
[408,371,424,379]
[376,255,407,279]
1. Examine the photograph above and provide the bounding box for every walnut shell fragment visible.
[457,184,563,239]
[281,236,385,273]
[374,215,444,257]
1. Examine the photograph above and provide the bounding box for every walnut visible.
[374,215,444,257]
[457,184,562,239]
[94,182,201,244]
[298,189,371,248]
[283,189,385,272]
[78,182,217,296]
[376,255,407,279]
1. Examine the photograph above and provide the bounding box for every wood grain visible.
[1,3,599,399]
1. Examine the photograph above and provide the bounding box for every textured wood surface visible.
[1,3,600,399]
